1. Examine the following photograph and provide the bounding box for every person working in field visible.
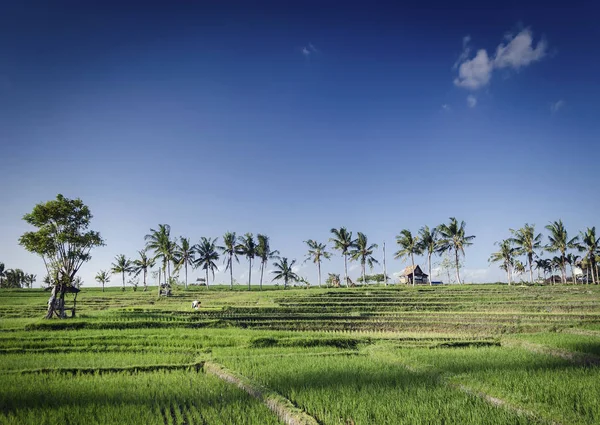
[191,300,200,310]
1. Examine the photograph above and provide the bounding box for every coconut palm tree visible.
[132,250,155,291]
[95,270,110,292]
[349,232,379,286]
[437,217,476,285]
[534,258,551,283]
[304,240,331,288]
[195,237,220,288]
[510,224,543,285]
[565,253,581,284]
[174,237,195,290]
[488,239,517,285]
[256,234,279,290]
[545,220,579,284]
[145,224,172,285]
[418,226,440,285]
[111,254,133,291]
[219,232,241,289]
[329,227,356,288]
[271,257,300,289]
[238,233,257,290]
[578,227,599,284]
[395,229,422,286]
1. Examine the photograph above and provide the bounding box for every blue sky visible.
[1,1,598,287]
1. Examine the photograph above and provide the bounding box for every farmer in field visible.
[191,300,200,310]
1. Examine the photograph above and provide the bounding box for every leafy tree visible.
[238,233,257,290]
[174,237,195,290]
[578,227,599,284]
[418,226,440,285]
[510,224,543,285]
[144,224,173,287]
[326,273,341,287]
[329,227,356,288]
[350,232,379,286]
[437,217,475,285]
[111,254,133,291]
[195,237,220,288]
[271,257,299,289]
[304,240,331,288]
[95,270,110,292]
[19,194,104,318]
[545,220,579,284]
[219,232,241,289]
[395,229,422,286]
[488,239,517,285]
[132,250,155,292]
[4,268,25,288]
[256,234,279,290]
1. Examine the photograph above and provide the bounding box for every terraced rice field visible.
[1,284,599,424]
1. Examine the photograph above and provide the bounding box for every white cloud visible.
[551,100,564,112]
[467,95,477,108]
[442,104,451,111]
[301,43,318,57]
[453,28,547,91]
[454,49,493,90]
[494,29,547,69]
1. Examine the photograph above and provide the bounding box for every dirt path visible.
[204,361,320,425]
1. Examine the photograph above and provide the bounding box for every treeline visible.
[0,263,36,288]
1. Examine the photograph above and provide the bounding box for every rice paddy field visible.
[1,284,599,424]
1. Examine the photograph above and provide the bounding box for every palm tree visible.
[111,254,133,291]
[437,217,476,285]
[239,233,257,290]
[534,258,551,283]
[195,237,220,288]
[545,220,579,284]
[174,237,195,290]
[418,226,440,286]
[133,250,155,291]
[95,270,110,292]
[578,227,599,284]
[271,257,300,289]
[565,253,581,284]
[219,232,241,289]
[395,229,422,286]
[350,232,379,286]
[304,240,331,288]
[510,224,543,285]
[0,263,5,288]
[145,224,172,285]
[329,227,356,288]
[256,234,279,290]
[489,239,517,285]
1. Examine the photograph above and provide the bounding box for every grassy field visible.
[1,284,599,424]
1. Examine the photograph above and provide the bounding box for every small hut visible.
[399,265,428,285]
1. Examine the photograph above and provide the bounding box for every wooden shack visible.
[399,265,428,285]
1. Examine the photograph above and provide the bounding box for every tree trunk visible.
[229,257,233,290]
[260,262,264,291]
[455,249,462,285]
[206,268,209,289]
[507,263,511,286]
[362,262,366,286]
[383,242,388,286]
[122,271,125,291]
[344,254,349,288]
[143,269,147,291]
[561,254,566,284]
[158,270,161,296]
[428,253,432,286]
[45,285,59,319]
[102,282,105,292]
[184,262,188,290]
[528,255,533,285]
[248,259,252,290]
[317,261,322,288]
[411,253,415,287]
